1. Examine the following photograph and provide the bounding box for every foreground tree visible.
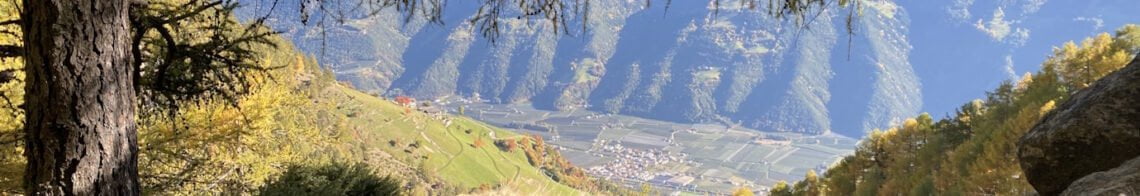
[22,0,139,194]
[16,0,274,193]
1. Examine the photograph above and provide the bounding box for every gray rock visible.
[1062,156,1140,196]
[1018,57,1140,195]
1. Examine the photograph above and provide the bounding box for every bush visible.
[472,136,486,148]
[260,162,401,196]
[494,139,517,152]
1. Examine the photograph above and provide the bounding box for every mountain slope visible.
[321,81,599,195]
[238,0,924,136]
[269,53,626,194]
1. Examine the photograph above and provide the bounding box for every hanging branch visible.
[129,0,282,118]
[0,45,18,58]
[0,18,20,59]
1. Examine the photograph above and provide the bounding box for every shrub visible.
[473,137,486,148]
[494,139,517,152]
[259,162,401,196]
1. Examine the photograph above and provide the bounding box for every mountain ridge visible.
[238,0,924,137]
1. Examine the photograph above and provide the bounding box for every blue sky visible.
[898,0,1138,120]
[826,0,1140,136]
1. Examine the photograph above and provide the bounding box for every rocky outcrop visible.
[1062,156,1140,196]
[1018,57,1140,195]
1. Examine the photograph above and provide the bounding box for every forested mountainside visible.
[236,0,922,136]
[770,25,1140,195]
[0,4,623,194]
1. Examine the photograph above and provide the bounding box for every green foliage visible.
[1045,26,1139,90]
[910,177,934,196]
[131,0,281,115]
[791,170,821,196]
[769,181,793,196]
[132,33,351,194]
[259,162,401,196]
[733,187,755,196]
[776,24,1140,196]
[510,134,612,191]
[1114,24,1140,53]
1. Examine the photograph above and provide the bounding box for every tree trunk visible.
[22,0,140,195]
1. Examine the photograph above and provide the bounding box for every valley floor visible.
[433,98,857,194]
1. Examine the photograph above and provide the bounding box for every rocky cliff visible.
[1061,156,1140,196]
[1019,57,1140,195]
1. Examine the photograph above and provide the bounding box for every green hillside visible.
[160,40,631,195]
[321,80,600,195]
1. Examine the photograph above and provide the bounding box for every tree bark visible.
[22,0,140,195]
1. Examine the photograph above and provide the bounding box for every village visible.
[584,140,690,185]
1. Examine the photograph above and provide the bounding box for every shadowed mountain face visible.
[237,0,923,136]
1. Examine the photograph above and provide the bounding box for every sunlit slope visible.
[315,83,590,195]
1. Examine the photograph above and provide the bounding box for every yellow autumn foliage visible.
[0,5,352,192]
[0,1,23,193]
[133,34,355,194]
[778,24,1140,196]
[137,68,331,193]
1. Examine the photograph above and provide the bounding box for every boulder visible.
[1018,57,1140,195]
[1062,155,1140,196]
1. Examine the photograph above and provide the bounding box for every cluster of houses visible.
[648,174,698,190]
[392,95,451,125]
[585,140,688,183]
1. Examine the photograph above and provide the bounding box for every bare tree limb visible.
[0,29,20,38]
[0,134,20,146]
[0,19,17,26]
[0,68,15,83]
[156,1,224,25]
[0,44,21,58]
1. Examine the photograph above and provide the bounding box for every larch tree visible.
[15,0,277,194]
[22,0,139,194]
[5,0,854,194]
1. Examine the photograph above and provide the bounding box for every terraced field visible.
[320,86,585,195]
